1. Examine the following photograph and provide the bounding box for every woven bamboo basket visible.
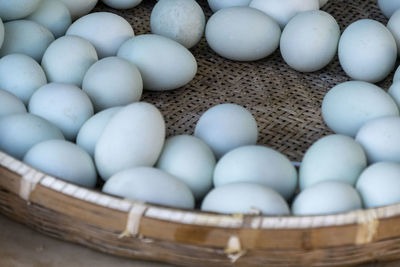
[1,0,399,266]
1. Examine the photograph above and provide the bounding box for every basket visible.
[1,0,399,266]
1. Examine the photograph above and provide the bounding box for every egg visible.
[24,140,97,188]
[156,135,216,200]
[0,54,47,105]
[292,181,362,216]
[356,162,400,208]
[0,89,26,117]
[41,35,98,87]
[299,134,367,190]
[66,12,134,58]
[103,167,195,209]
[321,81,399,137]
[28,83,94,141]
[214,145,297,200]
[387,9,400,56]
[388,82,400,109]
[280,10,340,72]
[117,34,197,91]
[0,113,64,159]
[26,0,72,38]
[0,18,4,48]
[249,0,319,29]
[356,116,400,164]
[82,57,142,112]
[338,19,397,83]
[59,0,98,20]
[194,104,258,158]
[201,183,290,215]
[207,0,251,13]
[205,7,281,61]
[378,0,400,18]
[102,0,143,9]
[76,106,122,158]
[95,102,165,180]
[0,0,41,21]
[0,20,55,62]
[394,65,400,83]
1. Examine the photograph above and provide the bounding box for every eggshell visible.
[59,0,98,20]
[117,34,197,91]
[214,145,297,200]
[356,116,400,164]
[299,134,367,190]
[194,104,258,158]
[338,19,397,83]
[0,18,4,49]
[205,7,281,61]
[0,0,41,21]
[95,102,165,180]
[24,140,97,188]
[280,10,340,72]
[67,12,134,58]
[82,57,142,112]
[102,0,143,9]
[292,181,362,215]
[394,65,400,83]
[356,162,400,208]
[156,135,216,200]
[378,0,400,18]
[249,0,319,29]
[0,54,47,105]
[322,81,399,136]
[201,183,290,215]
[103,167,195,209]
[0,89,26,117]
[76,106,122,158]
[388,9,400,57]
[151,0,205,49]
[0,20,55,62]
[28,83,94,141]
[41,35,98,87]
[207,0,251,12]
[388,82,400,109]
[0,113,64,159]
[26,0,72,38]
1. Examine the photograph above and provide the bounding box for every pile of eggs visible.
[1,0,400,217]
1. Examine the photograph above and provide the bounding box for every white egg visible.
[280,10,340,72]
[41,35,98,87]
[207,0,251,13]
[156,135,216,200]
[378,0,400,18]
[95,102,165,180]
[249,0,319,29]
[357,162,400,208]
[201,183,290,215]
[0,113,64,159]
[0,0,41,21]
[356,116,400,164]
[103,167,195,209]
[338,19,397,83]
[292,181,362,216]
[24,140,97,188]
[59,0,98,20]
[82,57,142,112]
[194,104,258,158]
[0,89,26,117]
[214,145,297,200]
[26,0,72,38]
[67,12,134,58]
[0,54,47,105]
[388,9,400,56]
[319,0,329,7]
[322,81,399,137]
[299,134,367,190]
[394,65,400,83]
[118,34,197,91]
[76,106,122,158]
[0,20,55,62]
[0,18,4,49]
[151,0,205,49]
[102,0,143,9]
[28,83,94,141]
[205,7,281,61]
[388,82,400,109]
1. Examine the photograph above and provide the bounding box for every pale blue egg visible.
[0,0,41,21]
[0,89,26,117]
